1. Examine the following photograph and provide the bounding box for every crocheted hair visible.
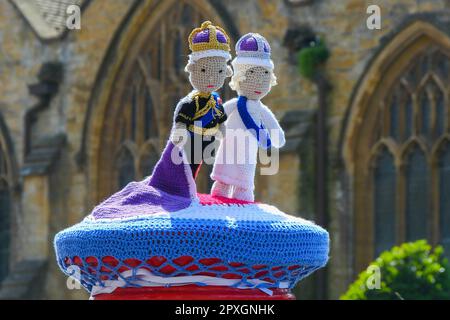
[229,64,277,99]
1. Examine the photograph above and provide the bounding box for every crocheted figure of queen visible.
[211,33,286,201]
[170,21,232,179]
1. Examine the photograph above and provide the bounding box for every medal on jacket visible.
[189,92,224,135]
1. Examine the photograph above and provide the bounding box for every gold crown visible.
[188,21,230,53]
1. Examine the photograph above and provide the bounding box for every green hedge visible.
[297,39,329,79]
[341,240,450,300]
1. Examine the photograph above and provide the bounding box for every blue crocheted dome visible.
[55,196,329,293]
[54,142,329,295]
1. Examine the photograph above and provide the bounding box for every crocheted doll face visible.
[233,66,274,100]
[186,56,232,93]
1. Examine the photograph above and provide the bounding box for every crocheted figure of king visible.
[171,20,232,179]
[54,26,329,300]
[211,33,284,202]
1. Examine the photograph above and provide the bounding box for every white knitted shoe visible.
[211,181,233,198]
[232,187,254,202]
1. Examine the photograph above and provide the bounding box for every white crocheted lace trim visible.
[189,49,232,63]
[89,268,289,298]
[232,56,274,70]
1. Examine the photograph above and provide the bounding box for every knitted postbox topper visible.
[54,141,329,298]
[54,23,329,300]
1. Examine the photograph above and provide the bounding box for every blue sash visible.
[237,96,271,149]
[198,92,222,127]
[190,92,223,136]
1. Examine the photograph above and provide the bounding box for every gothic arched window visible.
[0,179,10,283]
[374,47,449,250]
[439,141,450,257]
[405,145,429,241]
[0,139,12,282]
[352,44,450,267]
[373,147,396,256]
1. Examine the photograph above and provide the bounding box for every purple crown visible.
[188,21,231,58]
[236,33,271,59]
[192,28,228,45]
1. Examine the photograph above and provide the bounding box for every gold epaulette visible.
[191,94,223,121]
[188,124,219,136]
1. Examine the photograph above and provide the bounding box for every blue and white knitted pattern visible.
[54,201,329,293]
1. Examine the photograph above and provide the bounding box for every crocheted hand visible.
[215,122,226,140]
[170,122,188,147]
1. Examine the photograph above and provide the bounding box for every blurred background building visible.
[0,0,449,299]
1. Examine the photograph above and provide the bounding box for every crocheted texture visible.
[91,179,192,220]
[231,186,255,202]
[237,96,271,149]
[197,193,254,205]
[175,91,226,136]
[55,141,327,293]
[148,141,197,199]
[210,181,234,199]
[92,141,196,220]
[233,66,274,100]
[237,33,271,59]
[189,21,230,54]
[186,56,231,93]
[229,64,277,97]
[233,33,273,70]
[55,200,329,293]
[211,98,285,193]
[53,35,327,293]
